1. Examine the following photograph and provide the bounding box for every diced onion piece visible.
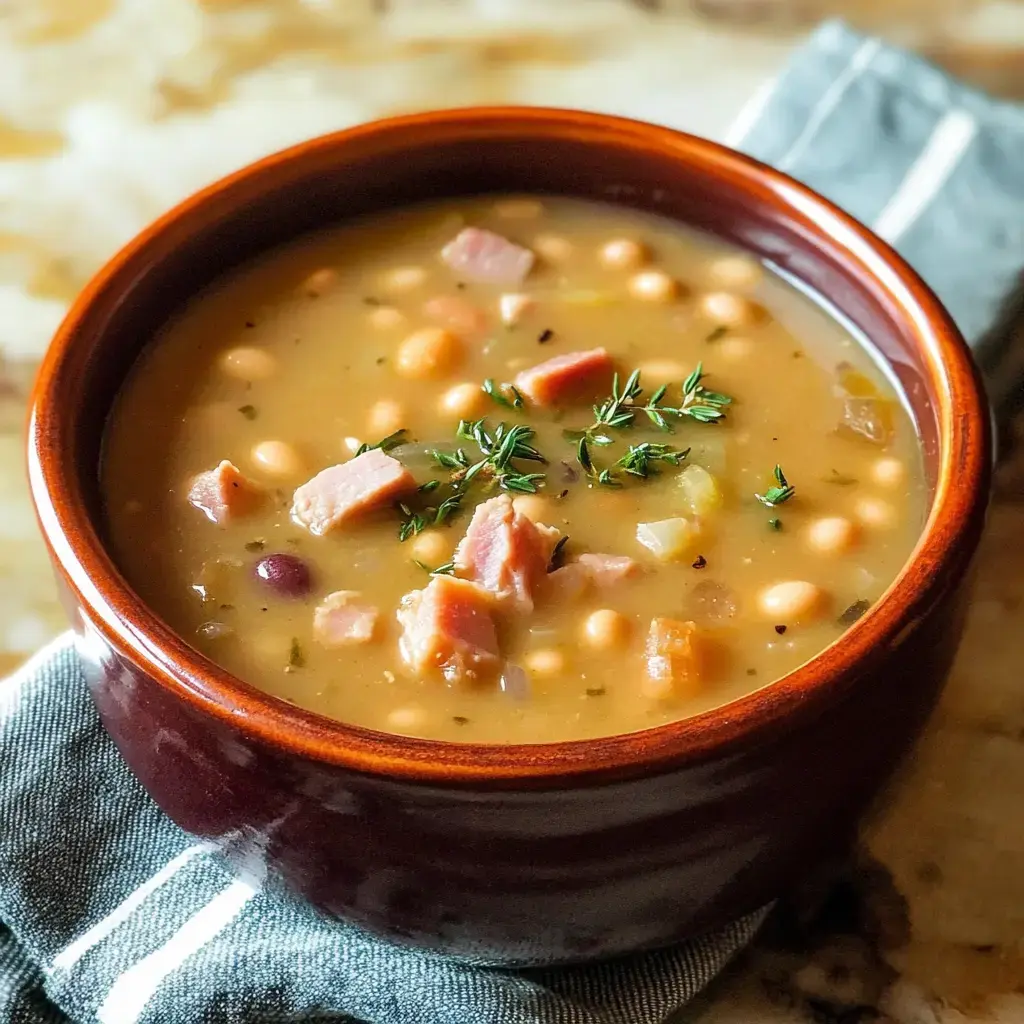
[676,464,723,517]
[636,517,699,561]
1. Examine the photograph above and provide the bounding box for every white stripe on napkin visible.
[872,108,978,243]
[776,37,882,171]
[96,871,264,1024]
[52,842,215,972]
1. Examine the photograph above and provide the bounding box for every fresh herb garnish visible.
[755,465,795,507]
[837,599,870,627]
[615,441,690,479]
[575,436,621,487]
[482,378,525,410]
[238,404,258,420]
[413,559,456,576]
[643,363,732,428]
[418,479,440,493]
[288,637,305,668]
[397,491,465,542]
[548,535,569,572]
[453,418,547,493]
[356,428,408,456]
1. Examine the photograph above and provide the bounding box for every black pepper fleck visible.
[559,489,569,499]
[362,296,382,306]
[705,325,729,343]
[538,328,554,344]
[691,554,707,569]
[219,603,235,611]
[244,539,265,552]
[456,281,467,290]
[769,517,782,531]
[774,624,787,635]
[244,320,255,329]
[452,716,470,725]
[376,356,387,365]
[585,687,606,697]
[746,668,757,677]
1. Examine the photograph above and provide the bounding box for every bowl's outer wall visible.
[35,111,990,964]
[75,580,963,963]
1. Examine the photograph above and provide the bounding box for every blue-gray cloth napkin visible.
[4,21,1024,1024]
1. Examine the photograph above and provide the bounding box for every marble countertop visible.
[1,1,1022,1020]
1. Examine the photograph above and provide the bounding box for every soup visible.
[102,196,926,743]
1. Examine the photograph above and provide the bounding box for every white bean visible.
[511,494,553,523]
[251,440,303,479]
[410,530,451,565]
[871,457,906,488]
[439,382,486,419]
[757,581,828,623]
[395,327,462,379]
[368,306,406,330]
[707,255,761,290]
[302,267,338,297]
[855,497,897,529]
[218,346,277,381]
[628,270,679,303]
[599,238,648,271]
[387,706,429,732]
[367,399,405,437]
[525,648,566,676]
[699,291,760,327]
[533,234,573,264]
[637,359,687,382]
[380,265,427,292]
[581,609,630,650]
[806,516,859,556]
[715,335,754,361]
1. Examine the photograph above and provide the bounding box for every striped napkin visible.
[3,22,1023,1024]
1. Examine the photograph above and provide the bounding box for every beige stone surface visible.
[1,1,1023,1019]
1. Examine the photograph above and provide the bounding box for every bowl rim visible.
[28,106,991,786]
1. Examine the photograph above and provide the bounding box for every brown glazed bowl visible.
[28,108,991,966]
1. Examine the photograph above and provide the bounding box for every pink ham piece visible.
[514,348,613,407]
[313,591,379,646]
[188,460,262,524]
[440,227,535,285]
[576,552,640,587]
[453,494,560,613]
[397,575,500,684]
[292,448,415,536]
[423,294,489,336]
[545,552,641,602]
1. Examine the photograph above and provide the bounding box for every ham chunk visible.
[545,552,640,603]
[440,227,535,285]
[397,575,500,684]
[313,591,379,647]
[514,348,613,407]
[291,448,415,536]
[454,494,560,613]
[577,552,640,587]
[643,618,705,700]
[423,295,488,336]
[188,460,262,524]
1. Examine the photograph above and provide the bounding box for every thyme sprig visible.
[482,378,525,410]
[577,437,689,487]
[355,428,408,456]
[755,464,795,508]
[450,418,547,493]
[643,363,732,428]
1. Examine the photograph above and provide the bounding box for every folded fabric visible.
[733,19,1024,416]
[4,20,1024,1024]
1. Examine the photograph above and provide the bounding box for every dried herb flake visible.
[837,599,870,627]
[238,405,258,420]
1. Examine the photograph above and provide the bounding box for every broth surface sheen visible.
[102,196,926,743]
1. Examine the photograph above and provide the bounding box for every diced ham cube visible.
[544,561,591,604]
[313,591,379,646]
[514,348,613,407]
[454,494,560,613]
[291,448,415,536]
[643,617,705,700]
[397,575,500,685]
[441,227,535,286]
[187,460,262,524]
[423,295,489,336]
[576,552,641,587]
[498,293,535,327]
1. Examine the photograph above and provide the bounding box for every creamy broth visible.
[102,196,926,743]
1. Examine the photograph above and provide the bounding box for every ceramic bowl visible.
[27,108,991,966]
